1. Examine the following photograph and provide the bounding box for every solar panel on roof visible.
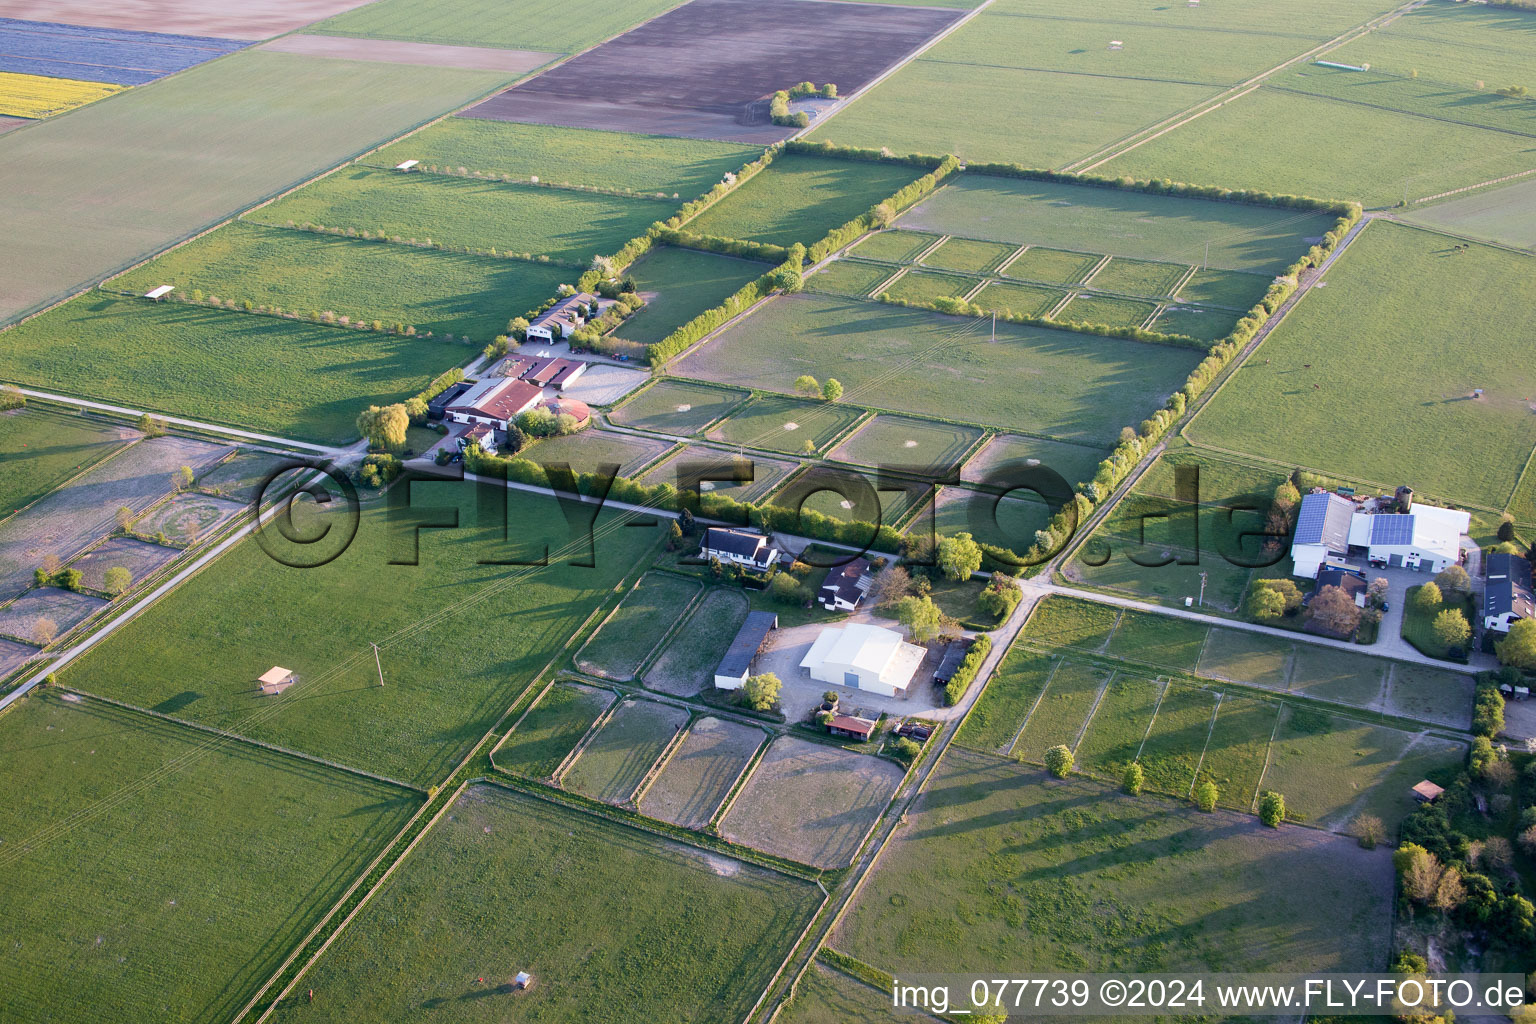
[1370,515,1414,545]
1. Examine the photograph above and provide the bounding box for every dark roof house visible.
[932,640,969,684]
[1484,552,1535,632]
[713,610,778,688]
[819,556,871,610]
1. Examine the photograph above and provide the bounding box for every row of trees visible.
[1043,745,1289,825]
[792,374,843,402]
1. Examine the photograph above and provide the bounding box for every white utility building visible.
[799,623,926,697]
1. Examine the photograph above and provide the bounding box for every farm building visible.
[826,713,876,742]
[931,639,970,686]
[539,395,592,429]
[1290,490,1470,578]
[526,292,598,342]
[714,611,779,690]
[1483,552,1534,633]
[800,623,925,697]
[819,557,872,611]
[702,527,779,571]
[258,666,296,695]
[522,357,588,390]
[1309,566,1368,606]
[1411,780,1444,803]
[443,377,543,430]
[458,422,498,455]
[426,380,473,420]
[1290,491,1356,579]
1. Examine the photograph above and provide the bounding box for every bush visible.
[891,736,922,765]
[1122,761,1144,796]
[0,384,23,410]
[743,672,781,712]
[1258,790,1285,827]
[1194,779,1218,811]
[942,634,991,707]
[1044,744,1073,778]
[768,572,805,605]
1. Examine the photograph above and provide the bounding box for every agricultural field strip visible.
[1265,81,1536,141]
[835,252,1218,308]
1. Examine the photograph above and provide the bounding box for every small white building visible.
[258,666,296,695]
[526,292,597,342]
[799,623,926,697]
[1290,491,1355,579]
[701,527,779,572]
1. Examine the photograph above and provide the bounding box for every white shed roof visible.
[800,623,925,687]
[144,285,174,300]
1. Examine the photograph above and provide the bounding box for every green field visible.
[0,692,418,1023]
[255,167,673,265]
[706,394,866,455]
[644,588,750,696]
[1025,596,1119,651]
[962,433,1109,491]
[1074,672,1163,778]
[278,783,824,1024]
[578,572,700,680]
[901,175,1334,273]
[1190,221,1536,510]
[1012,659,1111,761]
[1137,683,1218,794]
[677,294,1201,444]
[610,379,748,435]
[833,746,1394,978]
[564,698,689,803]
[0,409,127,515]
[1277,67,1536,139]
[922,236,1017,275]
[682,154,924,248]
[1102,610,1208,672]
[915,487,1054,560]
[810,59,1216,171]
[519,428,670,476]
[1056,293,1157,329]
[829,414,981,472]
[1288,644,1387,705]
[1200,695,1282,810]
[780,963,897,1024]
[1003,245,1100,285]
[1404,176,1536,251]
[1152,304,1241,343]
[1198,627,1293,690]
[613,247,770,345]
[0,50,517,326]
[880,268,974,305]
[955,646,1054,752]
[60,490,659,786]
[804,259,897,298]
[1321,0,1536,94]
[1178,266,1275,309]
[971,279,1065,318]
[1089,256,1189,298]
[849,228,938,263]
[372,120,756,196]
[307,0,677,52]
[112,222,570,342]
[1104,86,1536,209]
[988,0,1404,36]
[494,681,615,778]
[0,295,465,444]
[642,444,799,502]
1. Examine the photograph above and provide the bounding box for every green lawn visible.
[677,294,1201,445]
[0,692,419,1024]
[1401,584,1476,661]
[1404,176,1536,251]
[1178,267,1275,310]
[805,259,898,298]
[1104,85,1536,209]
[956,647,1055,752]
[1074,672,1163,778]
[112,222,570,342]
[900,174,1334,273]
[1152,304,1241,343]
[372,120,756,196]
[0,50,517,326]
[1197,627,1293,690]
[1013,659,1111,761]
[275,783,825,1024]
[578,572,700,680]
[1002,246,1100,285]
[705,394,865,455]
[829,414,981,472]
[880,268,975,305]
[1136,683,1218,795]
[0,295,467,444]
[1199,695,1282,810]
[306,0,678,52]
[641,444,799,502]
[644,588,750,696]
[613,247,770,346]
[971,279,1065,318]
[922,236,1017,275]
[519,428,670,477]
[1103,609,1209,672]
[1089,256,1189,298]
[962,433,1110,492]
[1288,644,1388,706]
[833,746,1394,978]
[0,408,128,515]
[610,379,748,435]
[255,167,674,265]
[1190,221,1536,511]
[1026,595,1119,651]
[849,228,939,263]
[61,489,661,786]
[1055,293,1157,329]
[493,680,614,778]
[564,697,690,803]
[683,154,924,248]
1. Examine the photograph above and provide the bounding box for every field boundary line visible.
[628,713,695,807]
[1250,701,1288,813]
[1187,692,1223,797]
[912,233,950,265]
[487,676,560,766]
[698,729,771,831]
[1044,291,1075,319]
[1077,83,1260,174]
[997,243,1031,276]
[1005,656,1062,756]
[1413,165,1536,205]
[960,277,989,303]
[871,264,910,297]
[1170,263,1200,297]
[1073,668,1116,752]
[1135,677,1171,762]
[551,688,623,785]
[0,424,137,531]
[709,728,776,832]
[1079,253,1112,287]
[632,575,711,681]
[1266,83,1536,142]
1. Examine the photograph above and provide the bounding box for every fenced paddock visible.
[563,698,691,804]
[576,572,700,681]
[639,716,765,828]
[492,679,615,779]
[644,587,749,697]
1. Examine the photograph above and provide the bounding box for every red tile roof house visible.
[443,377,542,430]
[525,293,598,342]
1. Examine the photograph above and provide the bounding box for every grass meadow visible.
[881,268,974,305]
[641,445,799,502]
[0,295,466,443]
[988,0,1406,37]
[1319,0,1536,93]
[1057,293,1156,329]
[1190,221,1536,511]
[972,279,1065,318]
[0,408,128,515]
[705,394,866,455]
[922,236,1017,275]
[683,154,924,248]
[112,222,571,342]
[0,692,418,1024]
[493,680,614,779]
[275,783,824,1024]
[519,428,671,477]
[833,747,1394,979]
[613,247,770,345]
[564,698,689,804]
[644,588,750,696]
[829,414,981,472]
[1089,256,1189,298]
[805,259,897,298]
[961,432,1109,491]
[255,167,674,265]
[1404,176,1536,251]
[912,488,1054,560]
[1003,246,1100,285]
[1153,304,1241,343]
[850,228,939,263]
[371,120,757,196]
[677,295,1200,445]
[307,0,677,52]
[61,489,660,786]
[611,379,748,436]
[1178,267,1275,309]
[577,572,700,680]
[1277,68,1536,138]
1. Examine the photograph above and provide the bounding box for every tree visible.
[667,521,683,551]
[1194,780,1219,811]
[356,404,408,452]
[936,532,983,581]
[1497,618,1536,668]
[1044,744,1073,778]
[821,378,843,402]
[742,673,780,712]
[1122,761,1144,796]
[1432,608,1470,651]
[1522,825,1536,858]
[173,465,195,491]
[115,505,135,531]
[678,508,696,535]
[1368,576,1390,606]
[1434,564,1470,595]
[892,737,922,764]
[1246,584,1287,622]
[1353,813,1384,849]
[31,617,58,646]
[978,573,1021,620]
[793,374,820,397]
[895,595,943,643]
[136,413,165,437]
[1498,514,1517,543]
[1431,865,1466,914]
[0,384,24,410]
[1306,584,1361,636]
[1402,845,1444,904]
[1414,581,1443,612]
[768,572,804,605]
[1258,790,1285,827]
[102,566,132,597]
[870,565,911,608]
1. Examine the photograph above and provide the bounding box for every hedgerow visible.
[943,634,992,706]
[646,245,805,367]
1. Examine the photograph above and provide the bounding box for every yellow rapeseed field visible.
[0,72,124,119]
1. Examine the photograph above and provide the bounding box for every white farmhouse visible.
[799,623,926,697]
[701,527,779,571]
[526,292,596,342]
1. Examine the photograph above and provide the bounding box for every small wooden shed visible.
[258,666,296,695]
[513,971,533,991]
[1411,780,1444,803]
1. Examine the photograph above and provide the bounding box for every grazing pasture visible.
[1178,266,1275,309]
[197,451,292,502]
[721,737,904,869]
[706,394,866,455]
[1089,256,1188,298]
[0,49,516,326]
[0,296,464,443]
[1074,672,1163,778]
[779,963,898,1024]
[804,259,897,298]
[833,747,1395,979]
[0,70,120,117]
[1011,660,1111,762]
[971,279,1065,318]
[0,586,106,642]
[1189,222,1536,510]
[1003,245,1099,285]
[131,493,245,545]
[0,408,129,515]
[1026,596,1120,652]
[912,487,1053,559]
[493,680,615,779]
[677,295,1201,445]
[1319,0,1536,94]
[614,247,771,346]
[112,222,571,342]
[278,784,824,1024]
[520,428,669,477]
[564,698,690,804]
[961,433,1109,491]
[1276,67,1536,138]
[1103,611,1207,672]
[880,268,973,305]
[1056,293,1156,329]
[255,167,673,265]
[60,492,659,786]
[641,444,799,502]
[577,572,700,680]
[372,120,758,196]
[645,587,750,696]
[610,379,749,435]
[639,716,765,828]
[1403,176,1536,251]
[1153,304,1240,343]
[829,415,981,474]
[850,228,939,263]
[684,155,925,249]
[0,692,418,1024]
[922,236,1017,275]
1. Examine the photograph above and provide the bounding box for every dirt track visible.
[461,0,961,142]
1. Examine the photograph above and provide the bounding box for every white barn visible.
[1290,491,1355,579]
[1352,503,1469,573]
[799,623,925,697]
